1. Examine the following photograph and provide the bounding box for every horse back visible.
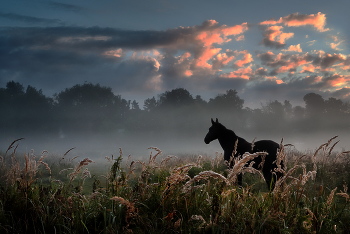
[253,140,280,159]
[254,140,280,155]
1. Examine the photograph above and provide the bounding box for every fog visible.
[1,82,350,162]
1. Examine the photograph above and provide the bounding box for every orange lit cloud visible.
[260,12,329,32]
[220,66,253,79]
[330,41,344,51]
[194,47,221,68]
[192,21,248,69]
[267,26,294,44]
[103,48,123,57]
[212,52,235,69]
[235,35,245,41]
[235,51,253,67]
[300,64,318,73]
[261,26,294,48]
[283,12,329,32]
[282,44,302,52]
[325,74,350,87]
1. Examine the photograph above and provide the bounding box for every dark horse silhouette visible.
[204,118,282,189]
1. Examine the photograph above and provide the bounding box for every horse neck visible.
[217,128,238,151]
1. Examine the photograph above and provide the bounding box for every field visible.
[1,137,350,233]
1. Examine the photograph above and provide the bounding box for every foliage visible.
[1,81,350,136]
[1,138,350,233]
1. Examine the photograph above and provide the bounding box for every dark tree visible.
[158,88,194,108]
[131,100,140,110]
[143,96,158,111]
[208,89,244,111]
[54,83,129,132]
[303,93,325,116]
[325,97,344,114]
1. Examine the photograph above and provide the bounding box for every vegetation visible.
[1,81,350,137]
[1,137,350,233]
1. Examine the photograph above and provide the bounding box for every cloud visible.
[330,41,344,51]
[313,53,346,69]
[0,12,63,25]
[307,40,316,46]
[220,65,253,79]
[49,1,85,12]
[282,44,302,52]
[260,26,294,48]
[1,14,350,106]
[234,50,253,67]
[260,12,329,32]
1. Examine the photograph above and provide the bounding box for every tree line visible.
[1,81,349,137]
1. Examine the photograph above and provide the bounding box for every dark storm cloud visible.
[313,53,346,69]
[0,26,188,51]
[0,12,63,25]
[49,1,85,12]
[260,37,285,49]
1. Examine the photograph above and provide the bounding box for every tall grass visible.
[0,137,350,233]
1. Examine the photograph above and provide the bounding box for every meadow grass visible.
[0,137,350,233]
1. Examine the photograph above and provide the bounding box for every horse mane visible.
[216,122,237,137]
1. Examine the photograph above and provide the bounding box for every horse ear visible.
[216,118,218,123]
[211,118,215,125]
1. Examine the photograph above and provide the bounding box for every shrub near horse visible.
[204,118,282,189]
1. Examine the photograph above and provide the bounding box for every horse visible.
[204,118,282,189]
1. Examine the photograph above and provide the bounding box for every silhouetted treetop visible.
[303,93,325,116]
[208,89,244,111]
[55,83,117,108]
[144,96,158,112]
[158,88,194,108]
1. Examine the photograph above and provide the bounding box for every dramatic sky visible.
[1,0,350,107]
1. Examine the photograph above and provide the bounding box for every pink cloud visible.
[194,47,222,69]
[212,52,235,69]
[325,74,350,88]
[300,64,318,73]
[267,26,294,44]
[283,12,329,32]
[261,26,294,48]
[282,44,302,52]
[220,65,253,79]
[330,41,344,51]
[190,21,249,69]
[259,12,329,32]
[235,51,253,67]
[235,35,245,41]
[103,48,123,57]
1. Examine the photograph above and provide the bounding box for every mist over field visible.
[1,81,350,161]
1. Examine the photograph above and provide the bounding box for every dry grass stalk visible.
[327,187,337,206]
[5,138,24,154]
[274,139,286,174]
[273,164,301,195]
[229,139,239,166]
[126,160,137,179]
[227,152,266,184]
[160,155,178,168]
[334,151,350,163]
[110,196,137,224]
[5,149,51,188]
[182,170,229,193]
[163,156,202,196]
[68,158,94,183]
[148,147,162,166]
[337,183,349,201]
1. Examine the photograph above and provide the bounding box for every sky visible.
[1,0,350,108]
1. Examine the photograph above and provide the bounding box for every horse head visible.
[204,118,220,144]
